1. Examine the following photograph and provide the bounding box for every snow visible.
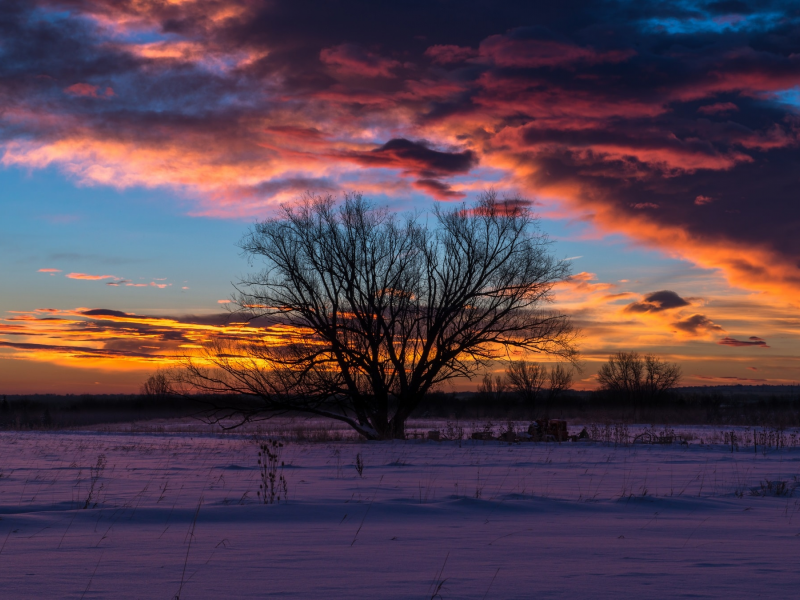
[2,427,800,598]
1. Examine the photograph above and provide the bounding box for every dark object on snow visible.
[427,430,441,441]
[569,427,590,442]
[633,430,687,445]
[527,419,569,442]
[548,420,568,441]
[499,430,518,443]
[471,431,494,441]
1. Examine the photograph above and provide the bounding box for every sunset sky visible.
[1,0,798,394]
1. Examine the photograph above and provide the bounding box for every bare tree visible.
[505,361,546,406]
[547,363,573,401]
[176,192,577,440]
[642,354,682,397]
[505,360,573,413]
[477,372,507,402]
[597,351,680,404]
[141,369,172,400]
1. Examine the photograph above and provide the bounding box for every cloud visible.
[697,102,739,115]
[412,178,464,199]
[478,29,636,69]
[424,45,478,65]
[695,375,768,383]
[38,268,62,274]
[320,44,401,78]
[0,340,154,360]
[694,195,713,206]
[64,83,115,99]
[1,0,800,301]
[562,272,617,294]
[0,307,297,369]
[672,314,724,335]
[82,309,137,319]
[625,290,691,313]
[346,139,477,177]
[718,336,770,348]
[66,273,117,281]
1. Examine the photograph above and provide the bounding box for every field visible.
[2,421,800,598]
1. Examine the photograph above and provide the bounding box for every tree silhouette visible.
[141,369,172,400]
[176,192,577,439]
[597,351,681,406]
[505,360,574,415]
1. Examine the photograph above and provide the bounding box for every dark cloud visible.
[695,375,768,382]
[81,309,135,319]
[413,178,465,199]
[672,314,724,335]
[718,336,770,347]
[625,290,691,313]
[1,1,800,295]
[347,139,477,177]
[704,1,754,15]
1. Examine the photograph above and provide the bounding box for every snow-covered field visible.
[2,426,800,598]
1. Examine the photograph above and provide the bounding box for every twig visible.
[175,495,203,600]
[428,551,449,599]
[482,568,500,600]
[350,475,383,546]
[682,516,710,548]
[0,529,12,556]
[80,551,104,600]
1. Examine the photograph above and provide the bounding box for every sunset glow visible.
[1,0,798,393]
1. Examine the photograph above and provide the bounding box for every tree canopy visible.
[176,192,577,439]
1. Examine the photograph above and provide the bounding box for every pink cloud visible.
[64,83,115,98]
[424,45,478,65]
[66,272,117,280]
[320,44,401,78]
[478,35,635,69]
[694,195,713,206]
[38,268,62,274]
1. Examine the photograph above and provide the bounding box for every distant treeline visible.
[1,385,800,430]
[0,393,199,430]
[412,386,800,426]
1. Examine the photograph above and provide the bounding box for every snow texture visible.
[1,427,800,598]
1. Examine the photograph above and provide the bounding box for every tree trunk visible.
[389,417,406,440]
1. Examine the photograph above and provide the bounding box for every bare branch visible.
[177,192,578,439]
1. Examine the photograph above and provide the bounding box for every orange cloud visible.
[0,307,307,372]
